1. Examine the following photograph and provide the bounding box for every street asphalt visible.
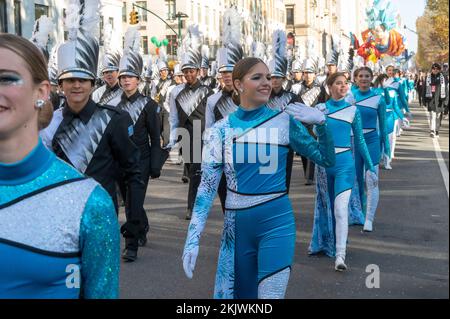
[118,101,449,299]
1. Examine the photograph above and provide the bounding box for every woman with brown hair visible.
[0,34,119,298]
[182,57,335,298]
[309,72,376,271]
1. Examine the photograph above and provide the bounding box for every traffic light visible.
[129,10,139,25]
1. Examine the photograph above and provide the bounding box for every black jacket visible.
[52,99,146,216]
[118,91,166,177]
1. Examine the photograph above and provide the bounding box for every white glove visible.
[182,245,199,279]
[284,102,326,125]
[401,118,410,128]
[365,170,378,189]
[316,103,328,114]
[164,140,177,150]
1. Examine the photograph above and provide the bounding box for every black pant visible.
[417,89,423,106]
[186,162,202,211]
[121,158,150,251]
[218,173,227,214]
[159,107,170,147]
[300,156,315,182]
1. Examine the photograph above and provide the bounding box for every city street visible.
[118,101,449,299]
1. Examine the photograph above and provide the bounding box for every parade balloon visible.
[162,39,169,46]
[155,47,159,55]
[156,41,162,48]
[151,36,157,44]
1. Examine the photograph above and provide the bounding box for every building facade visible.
[285,0,370,59]
[1,0,124,59]
[122,0,286,61]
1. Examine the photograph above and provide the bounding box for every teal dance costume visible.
[0,140,120,298]
[309,97,374,258]
[183,105,335,298]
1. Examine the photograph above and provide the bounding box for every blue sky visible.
[393,0,427,53]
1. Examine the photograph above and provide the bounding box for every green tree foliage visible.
[416,0,449,70]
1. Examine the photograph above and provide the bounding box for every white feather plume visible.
[64,0,101,41]
[222,6,242,46]
[251,41,266,60]
[123,26,141,54]
[103,23,113,51]
[65,0,81,41]
[202,45,209,58]
[272,29,286,59]
[186,24,201,50]
[31,16,54,49]
[159,45,167,62]
[79,0,101,39]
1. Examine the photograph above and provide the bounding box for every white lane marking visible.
[423,106,449,197]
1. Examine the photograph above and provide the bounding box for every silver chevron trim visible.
[176,86,210,117]
[301,86,321,107]
[216,94,237,118]
[335,147,351,154]
[267,92,294,111]
[327,105,356,123]
[356,95,381,109]
[120,96,147,124]
[55,108,112,173]
[363,128,376,134]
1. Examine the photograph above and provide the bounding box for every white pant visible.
[335,190,351,259]
[430,111,442,132]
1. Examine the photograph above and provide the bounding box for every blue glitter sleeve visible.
[289,117,335,168]
[352,110,374,172]
[398,81,410,112]
[79,185,120,299]
[183,126,224,256]
[377,93,391,157]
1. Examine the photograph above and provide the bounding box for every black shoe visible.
[181,176,189,183]
[185,209,192,220]
[122,248,137,262]
[138,235,147,247]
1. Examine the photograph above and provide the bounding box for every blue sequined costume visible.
[309,98,373,258]
[0,140,120,299]
[183,105,335,299]
[348,87,390,225]
[385,78,406,134]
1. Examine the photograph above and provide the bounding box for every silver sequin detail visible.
[0,178,98,254]
[258,267,290,299]
[225,191,285,210]
[235,112,290,146]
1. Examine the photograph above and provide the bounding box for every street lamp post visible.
[131,3,188,55]
[175,12,189,42]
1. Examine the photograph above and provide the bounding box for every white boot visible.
[363,220,373,232]
[383,156,392,170]
[335,256,347,271]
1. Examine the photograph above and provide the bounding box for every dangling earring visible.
[35,99,45,109]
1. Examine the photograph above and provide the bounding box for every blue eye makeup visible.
[0,73,24,86]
